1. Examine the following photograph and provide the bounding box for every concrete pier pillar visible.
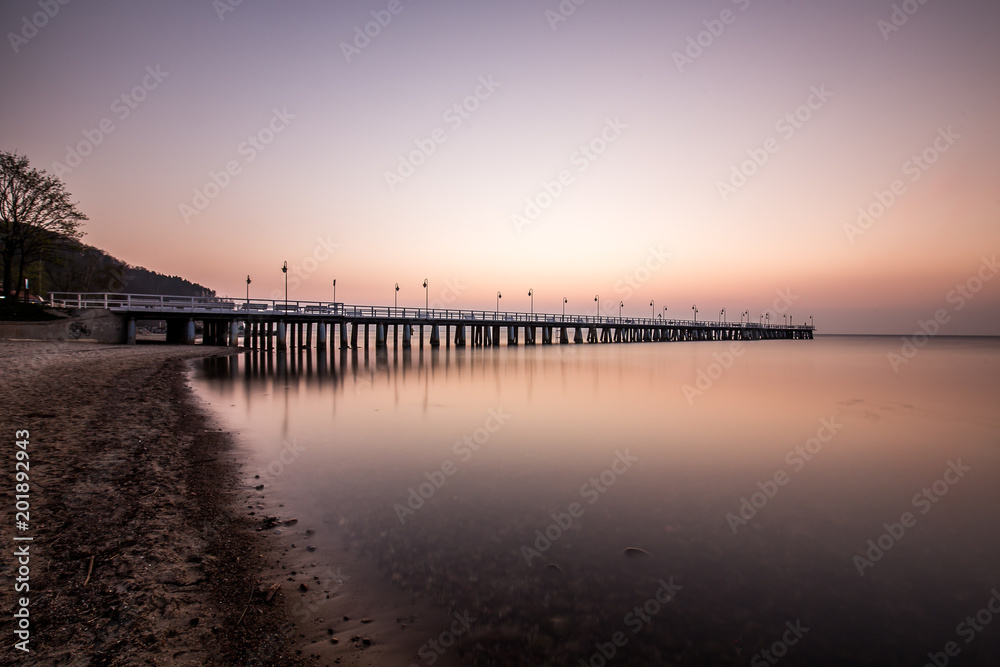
[317,322,327,348]
[350,322,359,348]
[430,324,440,347]
[446,324,451,347]
[230,320,239,347]
[492,325,501,346]
[419,325,424,348]
[266,322,273,350]
[559,326,568,344]
[340,322,349,349]
[126,317,136,345]
[542,326,552,345]
[393,324,398,348]
[376,322,386,348]
[484,325,492,346]
[277,321,287,350]
[574,327,583,344]
[186,318,196,345]
[403,323,412,348]
[455,325,466,347]
[306,322,313,349]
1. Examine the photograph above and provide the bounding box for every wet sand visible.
[0,341,306,665]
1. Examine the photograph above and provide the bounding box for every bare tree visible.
[0,151,87,298]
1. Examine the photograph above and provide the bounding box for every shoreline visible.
[0,341,306,665]
[186,351,462,666]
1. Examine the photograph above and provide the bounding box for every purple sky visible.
[2,0,998,333]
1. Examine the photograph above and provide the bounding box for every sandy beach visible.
[0,341,306,666]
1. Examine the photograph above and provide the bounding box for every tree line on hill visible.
[1,150,213,299]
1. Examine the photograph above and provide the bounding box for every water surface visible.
[191,335,1000,666]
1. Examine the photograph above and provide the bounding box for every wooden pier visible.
[48,293,815,348]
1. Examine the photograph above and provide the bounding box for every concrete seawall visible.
[0,309,125,343]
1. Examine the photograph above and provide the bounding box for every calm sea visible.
[190,335,1000,666]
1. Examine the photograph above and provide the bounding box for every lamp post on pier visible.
[562,297,567,319]
[246,275,251,304]
[663,306,668,322]
[496,291,501,317]
[619,300,624,322]
[332,279,336,305]
[721,308,726,324]
[528,288,533,316]
[692,304,698,323]
[394,283,399,311]
[810,315,814,328]
[423,279,428,312]
[650,299,654,320]
[281,261,287,308]
[594,295,600,321]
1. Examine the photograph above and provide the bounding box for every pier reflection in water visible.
[192,337,1000,666]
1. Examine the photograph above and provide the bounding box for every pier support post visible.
[350,322,359,349]
[340,322,349,349]
[365,323,370,349]
[186,318,196,345]
[508,326,518,346]
[230,320,239,347]
[430,324,440,347]
[317,322,327,348]
[559,326,568,344]
[277,321,287,350]
[403,323,412,348]
[574,327,583,344]
[126,317,136,345]
[376,322,386,348]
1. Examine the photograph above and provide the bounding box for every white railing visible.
[47,293,815,330]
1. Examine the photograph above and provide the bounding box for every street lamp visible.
[721,308,725,324]
[692,304,698,323]
[496,291,502,316]
[394,282,399,310]
[528,288,533,316]
[619,300,624,321]
[663,306,668,322]
[765,313,770,326]
[246,274,251,304]
[650,299,654,320]
[281,261,287,308]
[423,278,428,311]
[594,295,600,320]
[810,315,814,328]
[562,297,568,319]
[333,278,336,304]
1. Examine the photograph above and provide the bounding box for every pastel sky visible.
[2,0,998,334]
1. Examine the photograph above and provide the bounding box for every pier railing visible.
[47,292,814,330]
